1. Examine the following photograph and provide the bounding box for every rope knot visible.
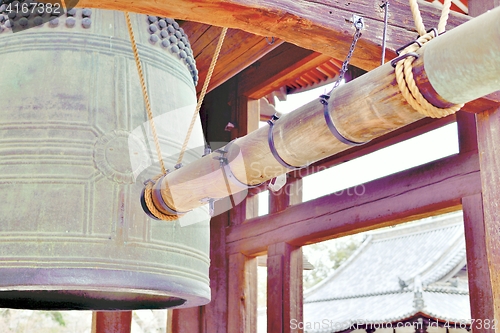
[393,0,464,118]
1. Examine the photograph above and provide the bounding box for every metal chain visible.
[326,15,364,96]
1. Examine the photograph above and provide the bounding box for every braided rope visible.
[143,175,180,221]
[176,27,228,165]
[395,0,463,118]
[125,12,180,220]
[125,12,167,174]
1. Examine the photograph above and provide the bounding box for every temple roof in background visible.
[303,212,469,332]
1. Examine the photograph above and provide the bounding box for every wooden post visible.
[227,253,258,333]
[473,106,500,326]
[267,243,303,333]
[267,173,303,332]
[456,111,478,154]
[269,179,290,214]
[464,2,500,328]
[169,308,202,333]
[201,211,230,333]
[462,194,495,332]
[92,312,132,333]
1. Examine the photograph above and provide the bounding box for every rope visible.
[125,12,178,220]
[176,26,228,165]
[143,175,179,222]
[394,0,463,118]
[126,15,227,220]
[125,12,167,174]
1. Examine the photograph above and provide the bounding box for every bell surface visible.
[0,6,210,310]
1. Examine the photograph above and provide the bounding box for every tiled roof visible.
[303,212,469,332]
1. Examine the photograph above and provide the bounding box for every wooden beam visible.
[475,106,500,325]
[141,9,500,220]
[227,253,258,333]
[469,0,500,16]
[462,194,495,333]
[77,0,470,71]
[226,151,480,256]
[92,312,132,333]
[267,243,303,333]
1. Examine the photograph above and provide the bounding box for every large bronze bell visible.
[0,5,210,310]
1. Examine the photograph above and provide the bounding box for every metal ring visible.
[140,188,161,220]
[152,174,191,215]
[322,99,366,146]
[390,52,419,68]
[214,141,264,189]
[427,27,438,38]
[267,115,306,170]
[396,39,422,55]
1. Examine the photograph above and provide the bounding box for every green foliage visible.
[45,312,66,327]
[303,235,364,289]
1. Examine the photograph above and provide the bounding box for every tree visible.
[302,235,365,289]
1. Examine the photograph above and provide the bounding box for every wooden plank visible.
[92,312,132,333]
[78,0,470,71]
[192,27,283,95]
[462,194,495,332]
[267,243,303,333]
[179,21,212,48]
[226,151,481,255]
[476,106,500,325]
[227,253,258,333]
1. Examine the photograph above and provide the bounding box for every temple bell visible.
[0,4,211,310]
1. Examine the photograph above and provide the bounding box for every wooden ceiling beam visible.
[77,0,470,71]
[237,43,333,98]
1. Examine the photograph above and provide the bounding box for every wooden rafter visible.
[77,0,470,71]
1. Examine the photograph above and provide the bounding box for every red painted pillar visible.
[92,311,132,333]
